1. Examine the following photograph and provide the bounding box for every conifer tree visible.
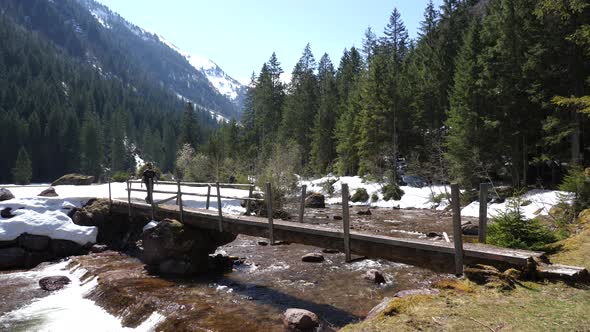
[310,54,338,174]
[12,147,32,185]
[178,102,200,149]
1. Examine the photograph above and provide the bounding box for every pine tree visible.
[12,147,32,185]
[310,54,338,174]
[280,44,319,165]
[79,111,103,177]
[178,102,200,149]
[445,19,488,188]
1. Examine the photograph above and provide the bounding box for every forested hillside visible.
[0,0,243,118]
[0,11,217,183]
[199,0,590,190]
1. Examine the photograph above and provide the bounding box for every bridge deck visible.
[111,199,545,274]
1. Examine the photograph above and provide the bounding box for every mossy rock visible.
[464,264,516,291]
[433,279,475,293]
[52,174,95,186]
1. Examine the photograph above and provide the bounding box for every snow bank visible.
[462,189,571,220]
[0,194,97,245]
[300,175,450,210]
[299,175,567,219]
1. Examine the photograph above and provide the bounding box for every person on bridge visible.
[142,163,157,204]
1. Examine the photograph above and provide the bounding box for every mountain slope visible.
[1,0,243,119]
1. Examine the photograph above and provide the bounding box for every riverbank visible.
[341,224,590,331]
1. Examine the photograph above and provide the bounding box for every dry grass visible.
[342,225,590,332]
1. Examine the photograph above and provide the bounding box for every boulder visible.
[39,276,71,291]
[461,222,479,236]
[282,308,320,332]
[73,199,129,248]
[51,174,95,186]
[141,219,236,275]
[366,297,393,320]
[394,288,440,298]
[50,239,86,257]
[1,207,15,219]
[301,253,324,263]
[17,233,51,251]
[38,187,58,197]
[304,193,325,208]
[0,247,26,269]
[90,244,109,253]
[0,188,15,201]
[357,209,372,216]
[364,269,386,284]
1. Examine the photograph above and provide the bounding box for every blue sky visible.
[96,0,443,83]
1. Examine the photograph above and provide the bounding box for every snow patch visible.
[0,195,97,245]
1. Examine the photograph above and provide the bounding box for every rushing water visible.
[0,206,469,331]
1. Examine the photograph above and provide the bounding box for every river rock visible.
[366,297,393,320]
[90,244,109,253]
[394,288,440,298]
[0,188,14,201]
[73,199,130,248]
[282,308,320,332]
[364,269,386,284]
[17,233,51,251]
[38,187,58,197]
[141,219,236,275]
[304,193,325,208]
[1,207,15,219]
[333,215,342,220]
[50,239,86,257]
[39,276,71,291]
[0,247,26,269]
[301,253,324,263]
[51,174,95,186]
[357,209,372,216]
[461,222,479,236]
[426,232,441,238]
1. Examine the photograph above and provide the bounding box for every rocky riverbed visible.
[0,203,462,331]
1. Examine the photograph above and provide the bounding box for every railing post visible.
[216,182,223,232]
[479,183,489,244]
[206,184,211,210]
[342,183,351,262]
[177,179,184,224]
[451,183,464,276]
[298,185,307,223]
[150,177,156,221]
[246,184,254,215]
[127,180,132,221]
[108,177,112,212]
[265,182,274,245]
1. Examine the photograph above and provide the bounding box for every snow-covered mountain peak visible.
[157,35,244,100]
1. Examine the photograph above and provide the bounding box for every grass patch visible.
[342,280,590,332]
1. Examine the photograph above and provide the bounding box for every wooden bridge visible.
[107,179,586,278]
